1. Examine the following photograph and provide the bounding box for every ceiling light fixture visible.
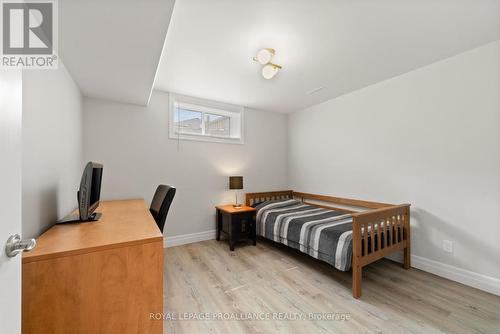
[253,48,282,79]
[262,63,282,80]
[254,48,275,65]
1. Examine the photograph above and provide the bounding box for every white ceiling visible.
[154,0,500,113]
[59,0,175,105]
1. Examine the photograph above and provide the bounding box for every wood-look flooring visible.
[164,239,500,334]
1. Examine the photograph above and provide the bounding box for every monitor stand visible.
[56,212,102,225]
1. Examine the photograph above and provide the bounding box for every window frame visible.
[169,93,244,144]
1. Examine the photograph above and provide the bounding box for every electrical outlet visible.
[443,240,453,253]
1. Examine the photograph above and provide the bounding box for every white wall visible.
[83,90,288,237]
[22,63,83,238]
[288,42,500,282]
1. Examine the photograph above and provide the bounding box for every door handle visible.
[5,234,36,257]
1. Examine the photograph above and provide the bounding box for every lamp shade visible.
[229,176,243,190]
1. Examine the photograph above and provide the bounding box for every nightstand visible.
[215,204,257,251]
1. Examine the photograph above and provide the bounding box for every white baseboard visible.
[164,230,216,248]
[386,252,500,296]
[411,255,500,296]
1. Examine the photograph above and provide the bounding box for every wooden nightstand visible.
[215,204,257,251]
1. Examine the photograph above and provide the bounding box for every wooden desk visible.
[22,199,164,334]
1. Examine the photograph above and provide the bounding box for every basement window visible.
[169,94,244,144]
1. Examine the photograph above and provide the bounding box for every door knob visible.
[5,234,36,257]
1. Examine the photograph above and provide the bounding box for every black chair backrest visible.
[150,185,176,233]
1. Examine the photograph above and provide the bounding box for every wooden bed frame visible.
[245,190,411,299]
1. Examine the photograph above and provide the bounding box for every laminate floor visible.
[163,239,500,334]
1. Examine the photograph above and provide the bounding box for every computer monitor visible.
[56,161,103,224]
[78,161,103,221]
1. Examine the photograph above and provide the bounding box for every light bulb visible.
[255,48,274,65]
[262,64,278,79]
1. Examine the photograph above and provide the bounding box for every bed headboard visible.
[245,190,294,206]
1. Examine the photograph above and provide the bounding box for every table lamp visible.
[229,176,243,208]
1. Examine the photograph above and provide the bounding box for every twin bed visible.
[245,191,411,298]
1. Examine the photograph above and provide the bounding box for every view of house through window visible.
[205,113,230,136]
[174,108,203,134]
[170,94,243,144]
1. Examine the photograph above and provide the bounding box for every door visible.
[0,70,23,333]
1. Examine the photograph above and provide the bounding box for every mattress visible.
[254,199,354,271]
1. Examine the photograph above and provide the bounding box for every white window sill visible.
[168,133,244,145]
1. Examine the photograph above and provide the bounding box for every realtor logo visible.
[1,0,58,68]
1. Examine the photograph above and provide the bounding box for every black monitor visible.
[78,162,103,221]
[57,161,103,224]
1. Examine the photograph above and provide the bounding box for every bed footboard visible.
[351,204,411,298]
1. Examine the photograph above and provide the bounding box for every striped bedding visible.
[255,199,354,271]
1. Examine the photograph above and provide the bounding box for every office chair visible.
[150,185,176,233]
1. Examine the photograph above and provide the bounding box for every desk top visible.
[23,199,163,263]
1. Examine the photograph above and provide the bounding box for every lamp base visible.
[233,204,242,209]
